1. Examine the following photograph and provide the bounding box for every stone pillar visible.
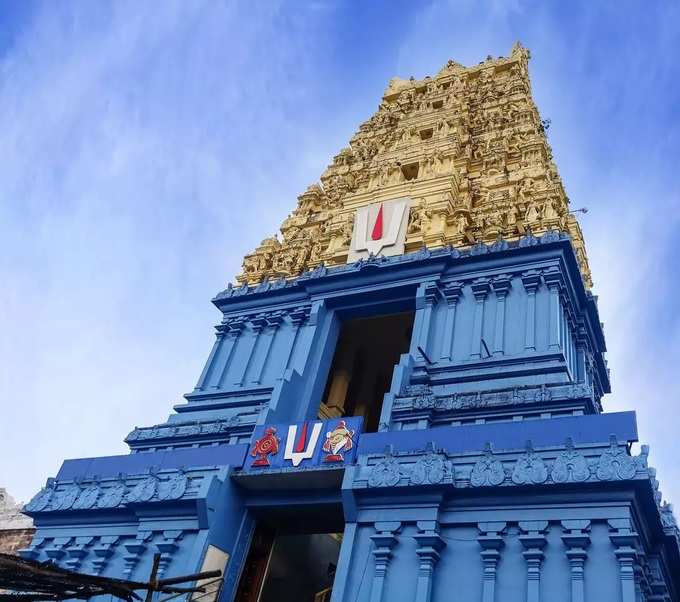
[608,519,640,602]
[542,267,564,351]
[561,520,591,602]
[369,521,401,602]
[233,314,268,386]
[413,521,446,602]
[440,281,463,361]
[521,270,541,351]
[250,311,285,384]
[410,282,442,362]
[470,278,491,359]
[478,522,506,602]
[519,521,548,602]
[491,274,512,356]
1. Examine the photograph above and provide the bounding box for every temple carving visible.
[238,42,592,287]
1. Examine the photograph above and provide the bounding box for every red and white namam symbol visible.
[250,426,280,467]
[322,420,355,463]
[348,198,410,261]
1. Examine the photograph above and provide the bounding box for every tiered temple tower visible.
[22,43,680,602]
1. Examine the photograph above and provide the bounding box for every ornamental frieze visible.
[24,469,200,514]
[393,382,595,415]
[355,437,652,493]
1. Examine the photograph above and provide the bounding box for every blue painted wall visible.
[21,235,680,601]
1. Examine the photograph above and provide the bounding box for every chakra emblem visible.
[251,426,280,467]
[322,420,355,463]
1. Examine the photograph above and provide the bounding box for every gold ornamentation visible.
[237,42,592,287]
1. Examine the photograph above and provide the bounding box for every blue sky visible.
[1,1,679,508]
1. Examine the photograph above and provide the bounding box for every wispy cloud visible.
[1,1,678,510]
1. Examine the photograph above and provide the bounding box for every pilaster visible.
[413,521,446,602]
[491,274,512,356]
[519,521,548,602]
[440,281,463,361]
[282,305,311,373]
[214,317,247,388]
[470,278,491,359]
[233,314,268,386]
[65,536,94,572]
[478,522,506,602]
[91,535,119,575]
[410,282,442,362]
[542,267,564,351]
[123,531,152,579]
[194,325,223,391]
[561,520,591,602]
[250,311,285,384]
[44,537,71,564]
[521,270,541,351]
[155,530,183,577]
[369,521,401,602]
[608,518,640,602]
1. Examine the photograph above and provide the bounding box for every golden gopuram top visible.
[237,42,591,287]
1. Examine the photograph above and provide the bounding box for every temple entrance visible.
[319,311,414,432]
[234,524,342,602]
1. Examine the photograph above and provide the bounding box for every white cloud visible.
[1,1,678,516]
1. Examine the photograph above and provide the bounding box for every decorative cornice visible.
[23,467,220,515]
[353,436,651,492]
[125,414,253,447]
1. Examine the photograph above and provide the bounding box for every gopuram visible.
[21,43,680,602]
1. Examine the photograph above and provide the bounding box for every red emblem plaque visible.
[250,426,280,467]
[322,420,355,463]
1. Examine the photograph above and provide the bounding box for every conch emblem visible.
[322,420,355,463]
[250,426,280,467]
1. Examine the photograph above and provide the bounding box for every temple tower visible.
[21,44,679,602]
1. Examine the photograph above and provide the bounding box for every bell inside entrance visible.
[235,525,342,602]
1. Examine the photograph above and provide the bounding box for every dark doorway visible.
[234,525,341,602]
[319,311,414,432]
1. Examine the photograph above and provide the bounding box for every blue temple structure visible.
[22,46,680,602]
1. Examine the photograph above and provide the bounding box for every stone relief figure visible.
[453,212,470,236]
[505,205,519,229]
[309,240,328,263]
[387,160,402,184]
[543,197,561,221]
[408,206,423,235]
[340,214,354,246]
[517,177,535,205]
[421,153,434,178]
[525,201,542,224]
[433,149,449,175]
